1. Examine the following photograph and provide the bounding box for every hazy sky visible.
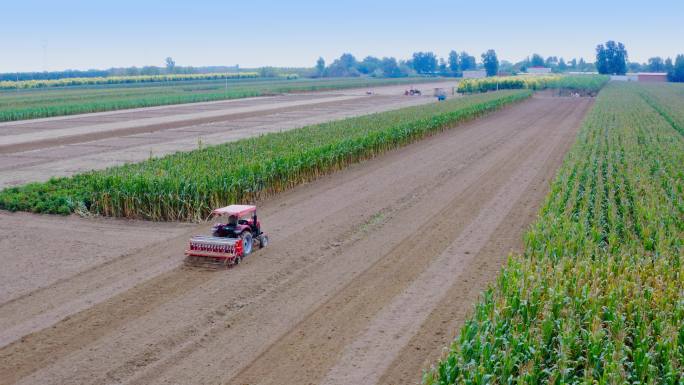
[2,0,683,72]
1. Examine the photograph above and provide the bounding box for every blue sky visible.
[2,0,683,72]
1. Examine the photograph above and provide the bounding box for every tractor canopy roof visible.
[211,205,256,217]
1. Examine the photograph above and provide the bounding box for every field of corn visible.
[0,90,531,220]
[0,76,433,122]
[0,72,260,90]
[424,82,683,384]
[457,75,609,94]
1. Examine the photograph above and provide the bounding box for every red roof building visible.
[637,73,668,83]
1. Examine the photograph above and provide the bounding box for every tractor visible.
[434,88,447,101]
[185,205,268,267]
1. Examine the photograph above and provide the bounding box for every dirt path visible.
[0,81,456,189]
[0,95,592,385]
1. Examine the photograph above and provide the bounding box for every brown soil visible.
[0,95,592,385]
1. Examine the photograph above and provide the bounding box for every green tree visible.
[530,53,545,67]
[165,57,176,73]
[411,52,438,74]
[595,41,628,75]
[358,56,382,75]
[628,62,644,73]
[315,57,325,77]
[647,57,665,72]
[438,58,448,75]
[459,52,476,71]
[258,66,278,78]
[338,53,357,69]
[545,56,558,67]
[481,49,499,77]
[141,66,161,76]
[669,54,684,82]
[448,50,459,75]
[578,58,587,71]
[326,53,359,77]
[379,57,404,77]
[498,60,514,74]
[558,58,567,72]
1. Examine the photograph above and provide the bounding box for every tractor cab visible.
[211,205,261,239]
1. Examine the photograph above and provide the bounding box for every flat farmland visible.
[0,94,593,385]
[0,76,442,122]
[0,81,456,189]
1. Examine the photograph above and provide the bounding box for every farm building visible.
[610,73,668,82]
[527,67,552,75]
[637,72,668,82]
[462,70,487,79]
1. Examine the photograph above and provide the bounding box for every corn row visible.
[424,82,683,385]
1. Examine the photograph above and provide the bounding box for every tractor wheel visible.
[241,232,253,256]
[259,235,269,248]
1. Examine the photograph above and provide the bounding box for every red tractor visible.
[185,205,268,267]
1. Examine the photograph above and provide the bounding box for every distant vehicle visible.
[404,88,422,96]
[434,88,447,101]
[185,205,268,267]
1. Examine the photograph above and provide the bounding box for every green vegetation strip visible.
[0,90,531,220]
[424,82,683,384]
[0,72,259,90]
[458,75,609,94]
[0,77,436,122]
[635,83,684,137]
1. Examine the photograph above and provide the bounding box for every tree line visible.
[314,50,601,78]
[312,51,482,78]
[594,40,684,81]
[313,41,684,82]
[5,43,684,83]
[626,55,684,82]
[0,62,246,82]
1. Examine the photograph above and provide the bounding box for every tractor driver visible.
[227,215,238,227]
[213,214,239,238]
